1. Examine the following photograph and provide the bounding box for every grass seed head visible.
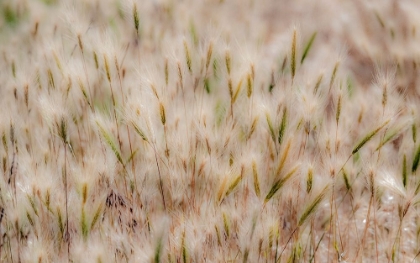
[301,32,317,64]
[228,78,233,100]
[352,120,389,155]
[96,121,124,166]
[265,165,298,203]
[232,77,243,104]
[412,144,420,173]
[93,51,99,69]
[77,34,84,53]
[58,117,67,144]
[133,2,139,35]
[266,113,276,144]
[225,50,231,75]
[184,40,192,73]
[291,28,297,81]
[402,154,407,187]
[164,58,169,86]
[246,72,253,98]
[329,61,340,90]
[252,161,260,197]
[314,73,323,94]
[306,168,313,193]
[275,139,292,177]
[81,207,88,240]
[298,185,328,227]
[248,116,259,139]
[90,202,103,231]
[336,94,342,126]
[103,54,111,83]
[206,42,213,70]
[160,102,166,126]
[278,107,288,145]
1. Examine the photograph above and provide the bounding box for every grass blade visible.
[301,32,317,64]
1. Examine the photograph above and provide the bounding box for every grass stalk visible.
[58,117,70,261]
[114,55,136,175]
[103,54,123,152]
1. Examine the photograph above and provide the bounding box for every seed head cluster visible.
[1,0,420,262]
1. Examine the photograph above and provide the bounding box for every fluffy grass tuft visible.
[2,1,420,262]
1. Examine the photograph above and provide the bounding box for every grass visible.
[1,0,420,262]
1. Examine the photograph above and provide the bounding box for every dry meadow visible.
[1,0,420,262]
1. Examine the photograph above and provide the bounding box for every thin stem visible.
[153,145,166,211]
[64,143,70,262]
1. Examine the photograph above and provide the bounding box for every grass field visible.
[1,0,420,262]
